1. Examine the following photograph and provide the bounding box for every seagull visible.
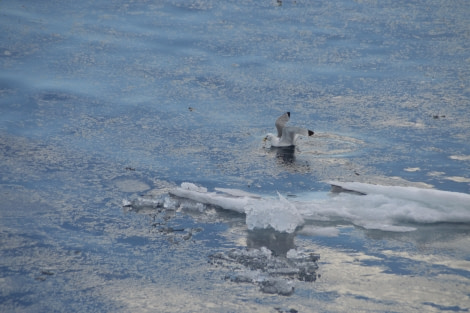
[264,112,314,147]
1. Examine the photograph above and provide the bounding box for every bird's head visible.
[263,133,275,142]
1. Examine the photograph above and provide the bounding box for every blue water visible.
[1,0,469,312]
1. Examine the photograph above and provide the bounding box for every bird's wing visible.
[281,126,312,145]
[275,112,290,137]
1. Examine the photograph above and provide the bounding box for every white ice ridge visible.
[170,182,470,233]
[170,182,303,233]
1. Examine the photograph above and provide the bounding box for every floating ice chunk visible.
[245,192,304,233]
[122,199,132,207]
[177,200,207,212]
[170,183,247,213]
[214,187,262,199]
[170,182,470,233]
[171,183,304,232]
[210,246,318,296]
[114,179,150,192]
[122,195,167,212]
[257,246,273,258]
[286,249,320,263]
[180,182,207,193]
[163,196,177,209]
[225,271,261,284]
[260,278,294,296]
[286,249,300,259]
[328,181,470,224]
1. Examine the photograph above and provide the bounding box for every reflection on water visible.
[271,146,297,165]
[311,241,470,313]
[247,228,296,256]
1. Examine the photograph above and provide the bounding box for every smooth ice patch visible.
[114,179,150,192]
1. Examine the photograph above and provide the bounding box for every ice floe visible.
[170,182,303,233]
[168,181,470,233]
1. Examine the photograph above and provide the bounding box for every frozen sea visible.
[1,0,470,312]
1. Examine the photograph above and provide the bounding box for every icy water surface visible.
[1,0,470,312]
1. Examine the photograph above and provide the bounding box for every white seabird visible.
[264,112,314,147]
